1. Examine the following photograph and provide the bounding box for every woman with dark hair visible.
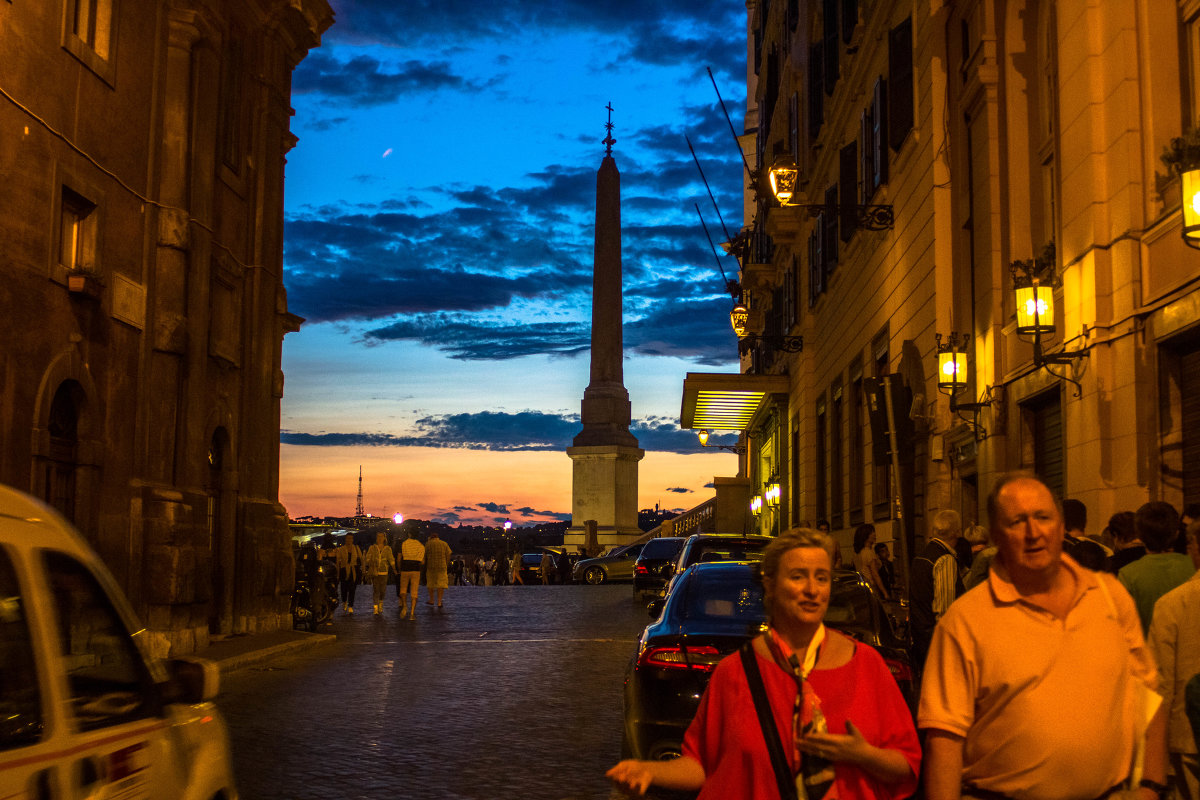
[852,524,890,601]
[607,528,920,799]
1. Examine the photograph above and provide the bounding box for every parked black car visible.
[633,536,684,600]
[657,533,775,601]
[622,562,915,762]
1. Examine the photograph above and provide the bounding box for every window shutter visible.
[823,185,839,272]
[841,0,858,44]
[873,78,889,188]
[810,228,824,305]
[789,92,800,164]
[861,107,873,202]
[888,16,914,151]
[823,0,839,95]
[809,42,825,140]
[840,141,858,241]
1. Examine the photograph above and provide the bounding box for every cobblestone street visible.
[219,584,651,800]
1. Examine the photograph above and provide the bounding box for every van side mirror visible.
[164,656,220,704]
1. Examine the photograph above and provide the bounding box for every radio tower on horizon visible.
[355,465,364,517]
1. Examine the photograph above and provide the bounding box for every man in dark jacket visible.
[910,509,963,669]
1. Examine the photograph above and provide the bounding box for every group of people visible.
[328,529,453,617]
[608,471,1200,800]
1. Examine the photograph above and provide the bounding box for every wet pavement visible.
[218,583,652,800]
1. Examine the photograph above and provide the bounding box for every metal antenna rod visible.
[707,66,754,182]
[686,134,734,246]
[694,202,734,295]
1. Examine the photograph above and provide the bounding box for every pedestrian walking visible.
[919,471,1167,800]
[1119,501,1195,633]
[510,552,524,585]
[1148,518,1200,800]
[608,527,920,798]
[909,509,963,669]
[397,530,425,620]
[540,550,554,585]
[335,534,363,613]
[363,532,394,615]
[424,530,451,607]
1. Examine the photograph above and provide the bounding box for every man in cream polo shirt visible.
[920,472,1169,800]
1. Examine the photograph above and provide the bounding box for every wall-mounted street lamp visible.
[750,495,764,516]
[768,156,894,231]
[697,429,747,454]
[728,302,804,353]
[1181,167,1200,247]
[1009,243,1090,395]
[935,332,994,439]
[764,482,781,508]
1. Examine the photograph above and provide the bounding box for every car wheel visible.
[584,566,606,585]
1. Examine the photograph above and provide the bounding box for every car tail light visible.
[884,657,913,682]
[635,563,648,575]
[639,644,722,672]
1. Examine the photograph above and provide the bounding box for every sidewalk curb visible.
[210,631,336,675]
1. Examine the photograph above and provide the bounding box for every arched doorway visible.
[43,381,84,523]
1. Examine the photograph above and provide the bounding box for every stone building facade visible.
[0,0,332,654]
[684,0,1200,567]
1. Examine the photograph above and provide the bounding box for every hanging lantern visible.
[730,304,750,339]
[1014,280,1055,336]
[768,161,799,205]
[1182,167,1200,248]
[750,495,763,516]
[765,483,781,507]
[937,348,968,393]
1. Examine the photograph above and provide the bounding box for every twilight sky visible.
[278,0,748,526]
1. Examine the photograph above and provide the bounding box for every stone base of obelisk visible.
[564,445,644,555]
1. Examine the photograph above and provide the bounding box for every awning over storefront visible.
[680,372,790,432]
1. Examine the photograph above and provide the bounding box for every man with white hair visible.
[910,508,963,667]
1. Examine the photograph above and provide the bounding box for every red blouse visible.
[682,641,921,800]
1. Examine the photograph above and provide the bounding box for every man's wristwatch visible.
[1139,778,1169,799]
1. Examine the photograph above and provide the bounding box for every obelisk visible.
[565,106,644,555]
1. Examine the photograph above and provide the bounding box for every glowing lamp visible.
[768,162,799,205]
[1014,281,1055,336]
[765,483,781,508]
[730,304,750,338]
[697,430,711,446]
[393,512,403,524]
[937,349,968,393]
[1183,168,1200,247]
[750,495,763,516]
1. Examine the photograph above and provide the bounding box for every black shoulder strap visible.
[740,642,798,800]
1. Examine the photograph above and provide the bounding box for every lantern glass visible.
[1183,168,1200,243]
[698,429,710,446]
[730,304,750,338]
[1015,283,1055,336]
[765,483,781,507]
[769,165,798,205]
[750,495,763,515]
[937,350,968,392]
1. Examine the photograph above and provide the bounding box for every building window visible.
[791,415,802,524]
[872,332,892,519]
[59,188,98,274]
[822,0,840,95]
[63,0,117,81]
[830,381,844,529]
[816,396,828,524]
[809,42,825,141]
[839,141,858,241]
[849,365,865,522]
[888,16,914,151]
[823,185,839,272]
[219,38,245,172]
[809,227,824,306]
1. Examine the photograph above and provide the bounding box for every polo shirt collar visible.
[988,552,1095,607]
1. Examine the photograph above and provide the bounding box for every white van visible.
[0,484,237,799]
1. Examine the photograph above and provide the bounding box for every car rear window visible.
[640,539,682,558]
[689,543,767,565]
[681,571,765,624]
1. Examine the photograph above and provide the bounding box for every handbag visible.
[740,642,799,800]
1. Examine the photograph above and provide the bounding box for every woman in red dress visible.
[607,527,920,799]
